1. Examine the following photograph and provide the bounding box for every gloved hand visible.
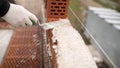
[2,3,38,27]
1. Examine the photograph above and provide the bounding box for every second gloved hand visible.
[2,3,38,27]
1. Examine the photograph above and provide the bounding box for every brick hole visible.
[51,2,56,5]
[58,3,63,5]
[61,6,65,8]
[60,13,65,15]
[62,0,66,1]
[55,6,59,8]
[51,10,56,12]
[57,10,62,12]
[54,13,58,15]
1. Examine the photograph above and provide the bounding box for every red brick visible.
[46,0,69,22]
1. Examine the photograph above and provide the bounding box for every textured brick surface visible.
[0,26,50,68]
[46,29,58,68]
[47,18,59,22]
[0,22,11,29]
[47,0,69,22]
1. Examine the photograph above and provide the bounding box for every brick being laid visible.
[46,0,69,22]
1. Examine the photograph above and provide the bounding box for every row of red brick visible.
[0,26,43,68]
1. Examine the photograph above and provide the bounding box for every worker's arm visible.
[0,0,10,17]
[0,0,38,27]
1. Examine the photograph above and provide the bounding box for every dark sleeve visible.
[0,0,10,17]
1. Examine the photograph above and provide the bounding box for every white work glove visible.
[2,3,38,27]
